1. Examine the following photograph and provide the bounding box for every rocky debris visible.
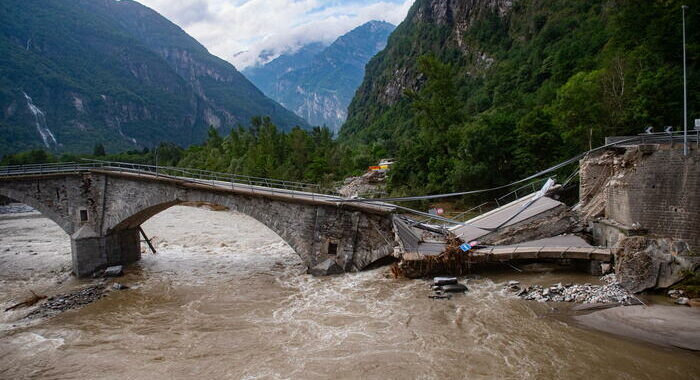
[675,297,690,306]
[507,274,639,304]
[112,282,129,290]
[103,265,123,277]
[430,277,468,299]
[577,149,638,220]
[338,170,386,198]
[25,284,107,319]
[616,236,699,293]
[668,289,684,299]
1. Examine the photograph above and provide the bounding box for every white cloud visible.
[137,0,414,69]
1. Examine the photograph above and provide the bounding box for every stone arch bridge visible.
[0,162,396,276]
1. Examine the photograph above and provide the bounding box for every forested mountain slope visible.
[342,0,699,194]
[0,0,307,155]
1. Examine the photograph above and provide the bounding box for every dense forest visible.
[343,0,699,195]
[0,118,365,187]
[3,0,699,205]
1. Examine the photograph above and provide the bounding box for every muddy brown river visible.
[1,206,699,379]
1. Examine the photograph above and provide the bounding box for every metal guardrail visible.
[0,159,336,196]
[606,131,700,146]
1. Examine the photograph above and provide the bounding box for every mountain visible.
[243,42,327,99]
[0,0,308,156]
[244,21,395,132]
[341,0,698,194]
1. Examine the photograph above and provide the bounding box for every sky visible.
[138,0,415,70]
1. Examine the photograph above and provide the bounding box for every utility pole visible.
[682,5,689,156]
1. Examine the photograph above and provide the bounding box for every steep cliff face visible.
[342,0,513,140]
[0,0,307,156]
[244,21,395,132]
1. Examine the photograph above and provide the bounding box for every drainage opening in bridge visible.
[327,242,338,256]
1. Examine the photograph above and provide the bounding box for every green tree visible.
[93,143,106,157]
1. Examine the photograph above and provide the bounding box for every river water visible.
[0,206,698,379]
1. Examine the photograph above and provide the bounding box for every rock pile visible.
[25,284,108,319]
[506,274,638,304]
[338,170,386,198]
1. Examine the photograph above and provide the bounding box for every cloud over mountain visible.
[138,0,413,69]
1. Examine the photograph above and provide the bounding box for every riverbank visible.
[1,205,699,379]
[574,304,700,351]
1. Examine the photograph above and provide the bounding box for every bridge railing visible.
[0,162,100,176]
[0,160,336,195]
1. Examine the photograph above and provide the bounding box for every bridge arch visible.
[0,187,74,235]
[106,196,311,265]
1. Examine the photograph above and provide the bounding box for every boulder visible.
[103,265,123,277]
[675,297,690,306]
[309,259,344,276]
[111,282,129,290]
[615,237,699,293]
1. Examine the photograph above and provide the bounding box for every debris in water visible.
[441,283,468,293]
[4,290,46,311]
[429,276,468,299]
[112,283,129,290]
[429,294,452,300]
[103,265,123,277]
[25,284,107,319]
[434,277,458,286]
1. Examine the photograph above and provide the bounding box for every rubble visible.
[25,284,108,319]
[338,170,386,198]
[507,274,639,304]
[112,282,129,290]
[675,297,690,306]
